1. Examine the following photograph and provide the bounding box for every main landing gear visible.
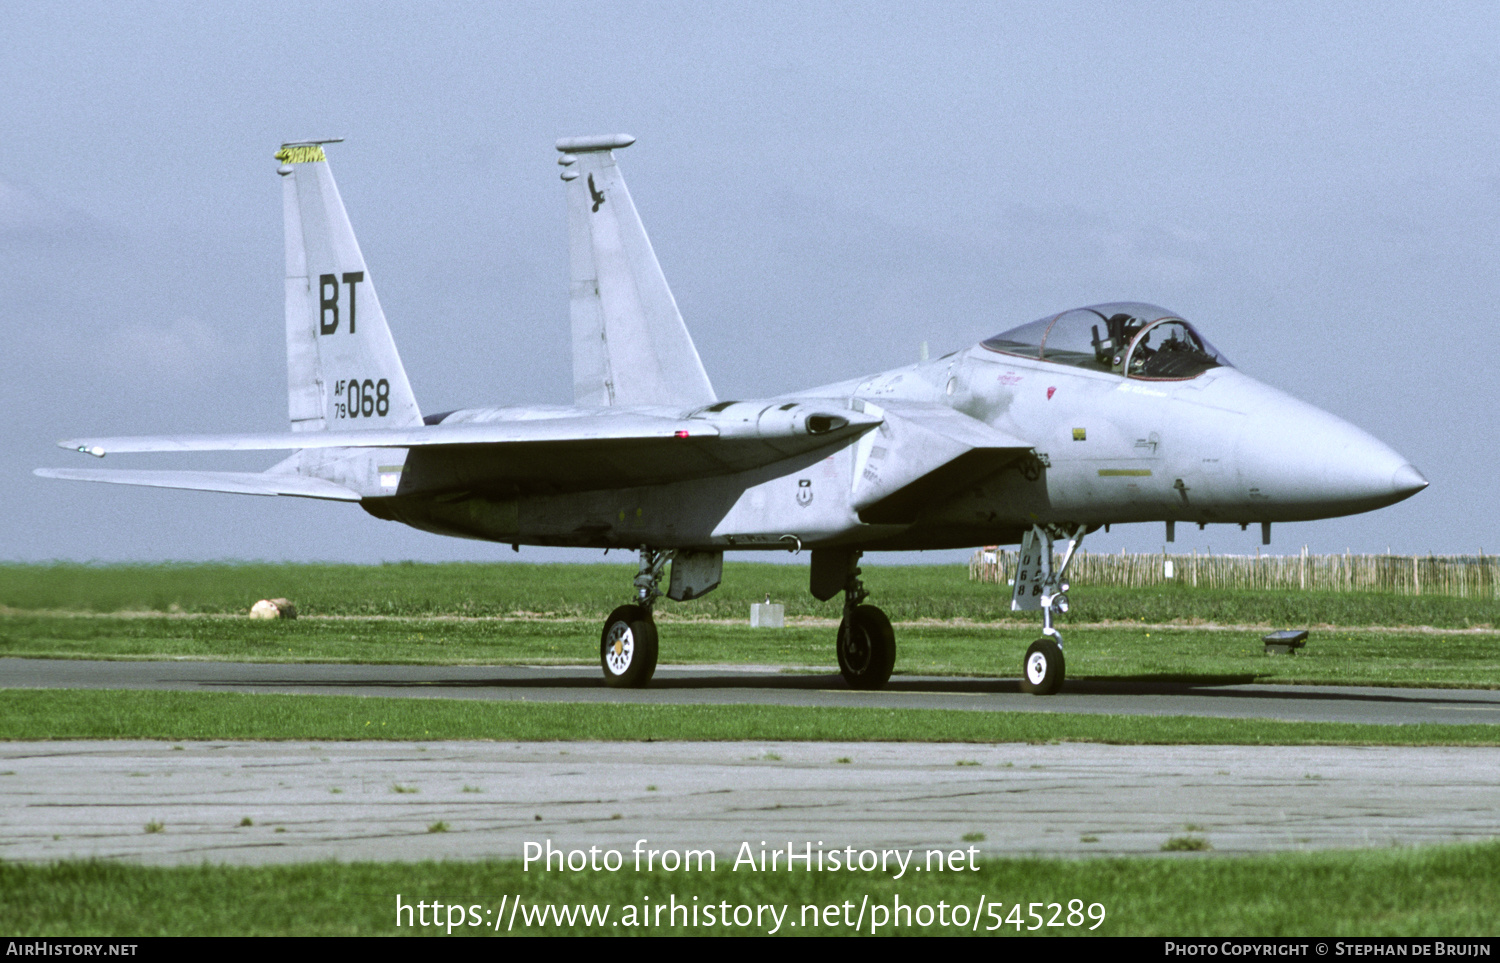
[834,552,895,690]
[1014,524,1087,695]
[599,547,668,688]
[807,548,897,690]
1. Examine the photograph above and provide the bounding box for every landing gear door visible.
[1010,529,1045,611]
[668,550,723,601]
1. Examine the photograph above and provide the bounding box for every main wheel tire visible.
[837,604,896,690]
[600,604,659,688]
[1020,638,1065,695]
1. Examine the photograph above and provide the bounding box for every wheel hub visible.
[604,623,634,675]
[1026,651,1048,685]
[842,626,871,672]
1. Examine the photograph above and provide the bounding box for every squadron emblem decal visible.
[796,478,813,507]
[588,174,606,212]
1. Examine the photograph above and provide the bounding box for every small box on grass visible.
[1263,629,1308,655]
[750,602,784,628]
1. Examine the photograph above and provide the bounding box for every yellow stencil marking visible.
[274,145,326,164]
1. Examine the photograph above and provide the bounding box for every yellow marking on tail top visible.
[275,145,326,164]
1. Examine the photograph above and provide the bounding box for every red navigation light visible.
[674,430,690,438]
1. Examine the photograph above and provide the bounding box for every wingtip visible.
[58,440,106,457]
[554,134,636,153]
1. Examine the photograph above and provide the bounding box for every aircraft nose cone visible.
[1303,422,1424,513]
[1224,379,1427,518]
[1390,463,1428,500]
[1188,371,1426,521]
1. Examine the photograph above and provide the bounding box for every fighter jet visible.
[38,135,1428,695]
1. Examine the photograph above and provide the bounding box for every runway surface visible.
[5,657,1500,725]
[7,660,1498,865]
[4,740,1499,865]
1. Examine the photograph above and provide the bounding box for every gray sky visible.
[3,1,1496,564]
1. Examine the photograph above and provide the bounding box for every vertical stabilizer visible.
[557,135,716,408]
[277,141,421,431]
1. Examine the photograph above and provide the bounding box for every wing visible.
[34,468,360,501]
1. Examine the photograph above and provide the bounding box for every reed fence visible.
[968,547,1500,598]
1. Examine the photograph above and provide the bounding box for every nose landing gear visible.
[1021,637,1065,695]
[1013,524,1086,695]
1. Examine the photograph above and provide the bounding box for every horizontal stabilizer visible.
[59,406,879,457]
[34,468,361,501]
[58,415,715,456]
[51,404,881,498]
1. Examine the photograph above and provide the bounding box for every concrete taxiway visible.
[5,657,1500,724]
[3,741,1499,865]
[6,659,1498,865]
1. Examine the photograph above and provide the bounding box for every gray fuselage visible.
[363,332,1425,552]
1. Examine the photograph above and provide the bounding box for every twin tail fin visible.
[277,141,422,431]
[558,135,716,408]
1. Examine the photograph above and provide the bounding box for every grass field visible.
[6,688,1497,744]
[4,563,1498,938]
[6,841,1499,936]
[6,561,1500,626]
[4,562,1500,690]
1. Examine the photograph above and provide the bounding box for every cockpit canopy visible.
[981,302,1230,380]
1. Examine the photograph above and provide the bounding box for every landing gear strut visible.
[599,546,669,688]
[835,552,895,690]
[1013,524,1086,695]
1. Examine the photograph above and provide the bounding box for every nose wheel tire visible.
[837,604,896,690]
[1020,638,1065,695]
[600,604,659,688]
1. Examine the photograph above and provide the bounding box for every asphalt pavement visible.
[5,657,1500,725]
